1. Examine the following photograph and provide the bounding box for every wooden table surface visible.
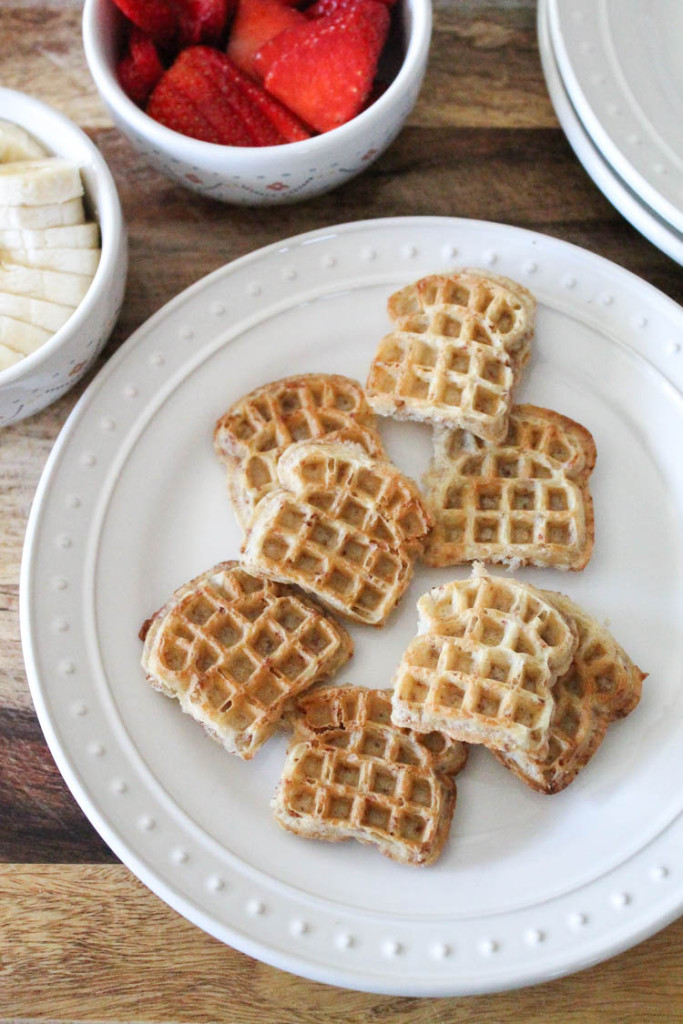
[2,1,683,1020]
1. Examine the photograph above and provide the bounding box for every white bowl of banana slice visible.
[0,88,127,425]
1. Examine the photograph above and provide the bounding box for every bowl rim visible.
[82,0,432,162]
[0,87,126,387]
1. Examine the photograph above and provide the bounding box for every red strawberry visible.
[117,25,165,106]
[254,0,389,132]
[307,0,394,11]
[195,46,312,140]
[226,0,307,79]
[176,0,234,45]
[305,0,392,16]
[149,76,249,142]
[111,0,178,44]
[304,0,351,15]
[147,46,311,145]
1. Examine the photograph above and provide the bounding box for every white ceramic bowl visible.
[0,89,127,426]
[82,0,431,205]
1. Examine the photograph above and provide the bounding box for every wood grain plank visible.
[1,864,682,1022]
[0,709,116,863]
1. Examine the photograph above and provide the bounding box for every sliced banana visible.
[0,159,84,207]
[0,262,92,306]
[0,137,104,376]
[0,343,24,370]
[0,196,86,230]
[0,223,99,250]
[0,291,74,332]
[0,120,47,163]
[2,247,100,275]
[0,313,52,355]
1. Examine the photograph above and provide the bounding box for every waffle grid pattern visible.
[213,375,384,526]
[273,688,465,865]
[423,406,596,569]
[392,576,578,754]
[367,272,536,443]
[367,309,517,439]
[243,443,431,625]
[387,272,534,355]
[494,591,645,792]
[142,563,352,758]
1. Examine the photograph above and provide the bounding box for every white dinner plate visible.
[538,1,683,266]
[20,218,683,996]
[547,0,683,236]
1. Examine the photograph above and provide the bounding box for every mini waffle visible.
[494,591,645,793]
[140,561,353,759]
[242,440,433,626]
[391,571,578,756]
[213,374,385,529]
[423,405,597,570]
[273,686,468,865]
[366,270,536,443]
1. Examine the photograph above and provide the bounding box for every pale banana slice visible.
[0,222,99,250]
[0,343,24,370]
[0,313,52,355]
[2,246,100,275]
[0,120,47,163]
[0,197,85,230]
[0,262,92,306]
[0,159,84,207]
[0,291,74,332]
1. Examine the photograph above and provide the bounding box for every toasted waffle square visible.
[214,374,385,529]
[366,270,536,443]
[391,572,578,756]
[493,591,645,792]
[242,440,433,626]
[140,561,353,759]
[273,686,468,865]
[423,405,597,570]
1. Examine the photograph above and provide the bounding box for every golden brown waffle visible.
[493,591,645,793]
[423,405,597,570]
[242,440,433,626]
[391,571,578,756]
[213,374,385,529]
[140,561,353,759]
[272,686,468,865]
[366,270,536,443]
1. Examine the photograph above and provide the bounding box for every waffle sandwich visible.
[422,404,597,570]
[366,270,536,443]
[493,590,645,793]
[242,439,433,626]
[140,561,353,759]
[391,572,578,757]
[273,685,468,865]
[214,374,384,529]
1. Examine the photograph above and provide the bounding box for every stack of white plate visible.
[539,0,683,265]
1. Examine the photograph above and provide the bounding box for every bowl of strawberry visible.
[82,0,431,204]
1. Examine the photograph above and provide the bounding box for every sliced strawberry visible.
[226,0,307,79]
[306,0,394,14]
[147,46,311,145]
[117,25,165,106]
[175,0,234,45]
[111,0,178,44]
[148,77,247,142]
[255,0,389,132]
[304,0,348,15]
[225,57,313,140]
[190,46,312,140]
